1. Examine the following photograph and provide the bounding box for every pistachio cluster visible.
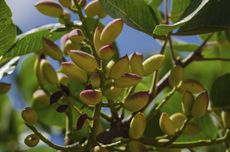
[19,0,214,152]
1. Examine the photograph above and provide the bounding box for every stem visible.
[196,58,230,62]
[26,124,85,152]
[168,37,178,65]
[65,108,73,145]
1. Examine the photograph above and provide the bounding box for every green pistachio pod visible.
[64,39,81,54]
[35,0,64,18]
[59,11,71,25]
[40,60,59,85]
[221,111,230,128]
[170,113,186,129]
[80,89,102,105]
[90,72,101,88]
[143,54,165,75]
[60,62,88,83]
[124,91,149,112]
[84,0,107,18]
[129,112,146,139]
[33,89,49,106]
[93,26,105,54]
[100,18,123,44]
[42,38,63,60]
[98,45,116,60]
[130,52,144,76]
[24,134,40,147]
[21,107,38,126]
[0,82,11,94]
[34,57,47,85]
[169,65,183,87]
[157,148,181,152]
[114,73,142,88]
[68,29,84,44]
[182,91,194,116]
[59,0,72,8]
[127,140,148,152]
[191,91,209,117]
[179,79,205,94]
[93,146,109,152]
[159,112,176,136]
[68,50,98,73]
[103,86,123,100]
[57,73,69,86]
[109,55,129,79]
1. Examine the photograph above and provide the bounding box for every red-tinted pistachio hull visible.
[68,29,84,44]
[124,91,149,112]
[21,107,38,126]
[129,112,146,139]
[42,38,63,60]
[68,50,98,73]
[80,89,102,105]
[60,62,88,83]
[35,0,64,18]
[109,55,129,79]
[90,72,101,88]
[98,44,116,60]
[100,18,123,44]
[114,73,142,88]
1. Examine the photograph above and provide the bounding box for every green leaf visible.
[171,0,191,23]
[0,0,16,54]
[210,73,230,108]
[177,0,230,35]
[153,0,209,36]
[4,23,69,57]
[99,0,159,35]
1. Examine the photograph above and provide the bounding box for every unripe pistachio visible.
[170,113,186,129]
[169,65,183,87]
[80,89,102,105]
[84,0,107,18]
[124,91,149,112]
[40,60,59,85]
[105,60,115,77]
[93,146,109,152]
[221,111,230,128]
[104,86,123,100]
[68,50,98,73]
[100,18,123,44]
[33,89,49,106]
[157,148,181,152]
[64,39,81,54]
[130,52,144,76]
[68,29,84,44]
[127,140,148,152]
[57,73,69,86]
[179,79,205,94]
[90,72,101,88]
[59,11,71,25]
[34,57,47,85]
[24,134,40,147]
[98,45,116,60]
[109,55,129,79]
[159,112,176,136]
[35,0,64,18]
[21,107,38,126]
[191,91,209,117]
[0,82,11,94]
[143,54,165,75]
[129,112,146,139]
[182,91,194,116]
[59,0,72,8]
[60,62,88,83]
[93,26,105,54]
[114,73,142,88]
[42,38,63,60]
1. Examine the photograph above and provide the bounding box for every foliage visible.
[1,0,230,152]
